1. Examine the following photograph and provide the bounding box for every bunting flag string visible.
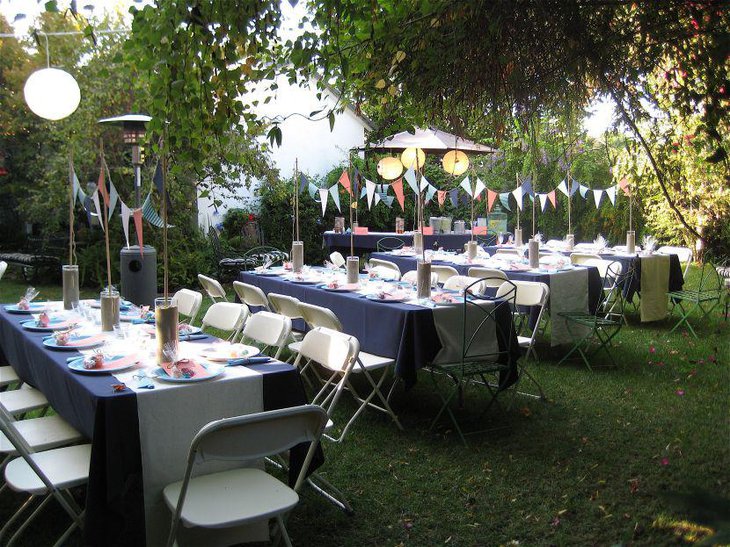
[392,178,405,210]
[547,190,557,209]
[618,177,631,196]
[328,184,341,212]
[142,193,173,228]
[459,175,472,196]
[91,190,104,232]
[318,187,329,216]
[592,189,604,208]
[298,173,308,194]
[424,183,437,204]
[579,184,590,198]
[437,190,446,207]
[606,185,617,205]
[121,202,131,248]
[419,174,430,192]
[365,179,376,210]
[512,185,524,211]
[499,192,512,211]
[487,189,497,212]
[338,169,352,196]
[404,167,418,194]
[473,178,486,200]
[449,188,459,208]
[132,208,144,257]
[538,193,549,212]
[557,179,569,197]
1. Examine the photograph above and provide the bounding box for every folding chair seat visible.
[200,302,249,341]
[431,265,459,284]
[467,267,508,288]
[0,404,90,546]
[570,253,602,266]
[443,275,486,295]
[402,269,438,287]
[171,288,203,327]
[268,293,306,345]
[233,280,271,313]
[198,274,227,303]
[657,245,693,280]
[0,366,21,390]
[329,252,346,268]
[667,261,723,338]
[368,259,401,280]
[0,386,49,417]
[239,312,292,359]
[494,248,521,257]
[163,405,327,547]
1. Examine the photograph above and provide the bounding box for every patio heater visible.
[98,113,157,306]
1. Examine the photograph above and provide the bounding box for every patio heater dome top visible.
[98,113,152,144]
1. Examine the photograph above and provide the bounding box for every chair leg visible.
[0,495,45,544]
[275,515,292,547]
[306,472,355,515]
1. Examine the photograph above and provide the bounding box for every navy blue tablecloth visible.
[237,272,519,389]
[0,307,314,547]
[323,231,473,254]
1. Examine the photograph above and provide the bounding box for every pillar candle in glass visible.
[566,233,575,250]
[413,231,424,254]
[155,296,179,365]
[395,217,404,234]
[466,241,478,260]
[291,241,304,273]
[514,227,523,247]
[528,239,540,269]
[416,259,432,299]
[626,231,636,254]
[62,265,79,310]
[100,286,120,332]
[346,256,359,284]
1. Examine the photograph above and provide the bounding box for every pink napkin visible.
[66,334,107,347]
[100,354,139,369]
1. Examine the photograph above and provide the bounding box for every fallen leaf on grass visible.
[676,389,686,396]
[661,457,670,466]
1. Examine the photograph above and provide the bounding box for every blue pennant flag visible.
[522,177,533,197]
[142,193,173,228]
[449,188,459,208]
[570,179,580,196]
[298,173,308,194]
[152,161,172,211]
[499,192,512,211]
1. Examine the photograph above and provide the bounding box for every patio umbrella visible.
[364,127,496,154]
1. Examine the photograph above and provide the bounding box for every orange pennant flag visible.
[547,190,557,209]
[338,170,352,196]
[97,163,109,207]
[437,190,447,207]
[392,178,405,211]
[618,177,631,196]
[487,189,497,212]
[133,208,144,257]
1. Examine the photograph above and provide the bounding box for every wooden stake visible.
[68,152,75,266]
[162,136,169,302]
[100,142,112,291]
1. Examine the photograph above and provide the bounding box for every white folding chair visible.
[0,404,90,546]
[329,252,346,268]
[494,248,521,257]
[200,302,249,341]
[431,265,459,284]
[570,253,602,265]
[198,274,227,303]
[268,292,306,346]
[239,311,292,359]
[232,280,271,312]
[401,270,438,287]
[0,386,49,417]
[657,245,693,279]
[296,305,403,440]
[368,259,401,280]
[163,405,328,547]
[468,267,509,288]
[443,275,486,295]
[0,261,7,281]
[171,289,203,326]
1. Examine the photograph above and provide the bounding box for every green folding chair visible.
[425,278,519,445]
[667,261,723,337]
[558,265,632,371]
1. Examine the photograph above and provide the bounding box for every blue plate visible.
[42,334,104,351]
[151,364,225,383]
[4,303,47,314]
[67,354,139,374]
[21,318,75,332]
[365,294,407,303]
[87,300,132,311]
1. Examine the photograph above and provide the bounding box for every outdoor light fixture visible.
[442,149,469,176]
[400,147,425,169]
[377,156,404,180]
[24,67,81,121]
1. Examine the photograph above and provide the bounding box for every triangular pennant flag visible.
[83,196,94,227]
[360,186,367,199]
[318,187,329,216]
[308,182,318,200]
[392,178,406,210]
[425,184,437,204]
[383,195,394,208]
[366,179,376,210]
[449,188,459,208]
[579,184,590,198]
[328,184,341,212]
[548,190,557,209]
[141,193,173,227]
[557,179,569,197]
[459,176,473,197]
[338,169,352,196]
[499,192,512,211]
[437,190,447,207]
[473,178,486,199]
[152,159,173,212]
[75,175,87,205]
[69,157,78,202]
[487,189,497,212]
[521,178,533,197]
[298,173,308,194]
[539,193,549,212]
[529,195,535,203]
[374,193,382,205]
[404,167,418,194]
[459,193,470,207]
[107,179,119,221]
[419,174,430,192]
[512,186,524,210]
[606,185,617,205]
[121,202,131,248]
[92,189,104,232]
[97,163,109,207]
[592,189,604,208]
[133,208,144,257]
[353,167,360,197]
[618,177,631,196]
[570,179,580,196]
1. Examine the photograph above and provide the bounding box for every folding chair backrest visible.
[657,245,693,278]
[198,274,226,301]
[268,293,303,320]
[298,302,343,331]
[431,265,458,284]
[368,259,401,280]
[329,252,346,268]
[232,281,270,311]
[172,289,203,325]
[583,258,622,280]
[0,261,7,281]
[570,253,602,265]
[468,267,508,288]
[297,327,359,372]
[242,311,292,350]
[370,266,400,280]
[495,248,521,257]
[697,261,723,292]
[462,278,516,363]
[444,275,485,295]
[376,237,405,252]
[503,280,549,307]
[545,239,564,248]
[201,302,248,335]
[598,264,633,319]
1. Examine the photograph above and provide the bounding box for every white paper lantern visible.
[24,68,81,121]
[442,149,469,176]
[401,147,425,169]
[377,156,403,180]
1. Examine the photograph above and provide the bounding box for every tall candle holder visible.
[100,285,120,331]
[416,259,431,299]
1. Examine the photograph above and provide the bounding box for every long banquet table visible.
[0,305,317,546]
[323,230,473,254]
[237,271,520,389]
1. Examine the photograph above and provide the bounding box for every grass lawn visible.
[0,265,727,546]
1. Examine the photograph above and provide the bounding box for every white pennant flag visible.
[592,189,604,207]
[91,189,104,232]
[121,201,131,248]
[512,186,524,210]
[365,179,376,210]
[318,188,329,216]
[579,184,590,198]
[459,175,472,196]
[605,185,617,205]
[538,193,549,212]
[404,167,419,194]
[425,184,437,203]
[419,174,430,191]
[328,184,341,212]
[557,179,569,197]
[473,178,486,199]
[374,193,382,205]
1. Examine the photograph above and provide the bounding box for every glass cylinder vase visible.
[528,239,540,269]
[62,265,79,310]
[514,227,523,247]
[626,231,636,254]
[566,233,575,251]
[346,256,359,284]
[466,241,478,259]
[100,286,120,332]
[155,297,179,365]
[413,231,424,255]
[416,260,432,299]
[291,241,304,273]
